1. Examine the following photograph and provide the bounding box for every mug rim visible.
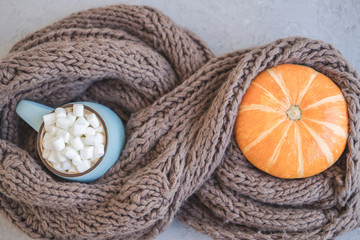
[37,103,108,178]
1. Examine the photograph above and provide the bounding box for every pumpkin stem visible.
[286,105,302,121]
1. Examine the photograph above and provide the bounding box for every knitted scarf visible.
[0,4,359,240]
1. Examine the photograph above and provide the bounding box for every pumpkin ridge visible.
[303,94,344,110]
[239,104,279,113]
[302,116,347,139]
[252,82,288,110]
[300,120,334,164]
[294,123,304,178]
[243,117,287,154]
[296,72,318,105]
[265,121,292,172]
[266,69,291,105]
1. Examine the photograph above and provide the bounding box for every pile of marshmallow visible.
[41,104,105,173]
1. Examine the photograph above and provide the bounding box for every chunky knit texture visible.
[0,4,359,240]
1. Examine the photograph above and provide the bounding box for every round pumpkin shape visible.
[234,64,348,179]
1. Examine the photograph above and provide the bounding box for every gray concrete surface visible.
[0,0,359,239]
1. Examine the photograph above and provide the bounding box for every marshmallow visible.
[42,133,54,150]
[80,137,86,144]
[68,166,77,173]
[61,161,72,170]
[42,149,50,159]
[83,131,104,145]
[75,116,90,127]
[56,117,72,130]
[63,147,79,160]
[55,107,66,118]
[80,146,94,160]
[47,151,57,163]
[44,125,58,136]
[72,154,81,163]
[90,157,99,163]
[71,155,82,165]
[72,123,87,136]
[73,104,84,117]
[52,137,65,152]
[84,135,97,145]
[67,112,76,124]
[93,144,105,158]
[56,151,67,162]
[56,129,70,143]
[95,126,103,132]
[43,113,56,126]
[43,132,51,140]
[86,113,100,128]
[85,127,96,136]
[71,155,81,166]
[95,132,104,144]
[70,137,84,151]
[53,162,63,171]
[75,160,91,173]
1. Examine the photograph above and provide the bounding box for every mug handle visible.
[16,100,54,132]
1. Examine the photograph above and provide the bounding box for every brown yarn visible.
[0,4,359,240]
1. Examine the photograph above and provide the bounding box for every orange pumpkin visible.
[234,64,348,179]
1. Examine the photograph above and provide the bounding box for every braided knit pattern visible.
[0,4,359,240]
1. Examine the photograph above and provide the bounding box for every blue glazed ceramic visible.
[16,99,125,182]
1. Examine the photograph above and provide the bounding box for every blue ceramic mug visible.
[15,99,125,182]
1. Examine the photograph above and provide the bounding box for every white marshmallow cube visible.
[70,137,84,151]
[43,132,51,141]
[86,113,100,128]
[52,137,65,152]
[56,129,70,143]
[75,116,90,127]
[44,125,58,136]
[93,144,105,158]
[72,123,87,136]
[53,162,63,171]
[80,137,86,144]
[80,146,94,160]
[56,151,67,162]
[42,149,50,159]
[43,141,53,151]
[86,127,96,136]
[42,133,54,150]
[67,112,76,124]
[73,104,84,117]
[43,113,56,126]
[84,135,97,145]
[55,107,66,118]
[68,166,77,173]
[47,151,57,163]
[63,147,79,160]
[75,160,90,173]
[61,161,72,170]
[71,155,81,165]
[56,117,72,130]
[95,132,104,144]
[95,126,103,132]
